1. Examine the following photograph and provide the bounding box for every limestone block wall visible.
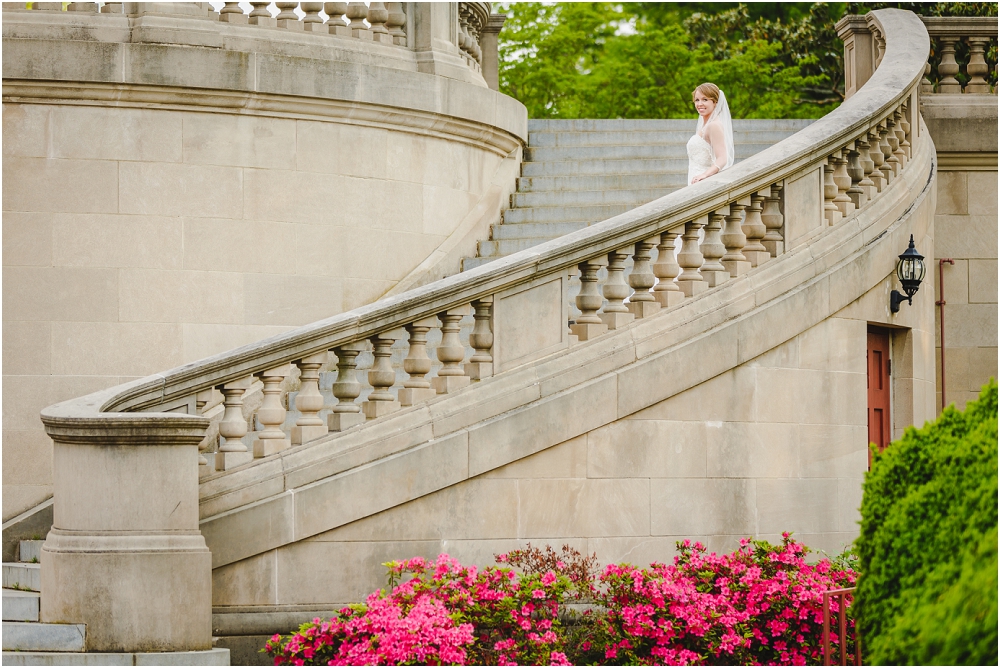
[210,274,938,614]
[2,5,527,521]
[932,167,998,410]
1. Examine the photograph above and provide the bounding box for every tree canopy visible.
[497,2,998,120]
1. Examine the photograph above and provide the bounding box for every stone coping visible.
[195,124,936,567]
[39,11,928,442]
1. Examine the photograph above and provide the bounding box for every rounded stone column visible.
[38,408,212,652]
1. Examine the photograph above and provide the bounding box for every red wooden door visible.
[867,327,891,462]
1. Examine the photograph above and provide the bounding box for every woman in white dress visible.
[687,83,735,185]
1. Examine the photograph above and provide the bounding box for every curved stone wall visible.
[1,6,527,519]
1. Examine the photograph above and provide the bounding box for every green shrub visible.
[855,379,998,665]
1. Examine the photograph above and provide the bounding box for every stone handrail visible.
[3,1,497,87]
[35,8,930,651]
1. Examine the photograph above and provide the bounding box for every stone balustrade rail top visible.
[40,9,928,425]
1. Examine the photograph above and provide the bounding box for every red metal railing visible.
[822,587,861,666]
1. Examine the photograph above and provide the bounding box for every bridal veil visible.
[696,90,735,171]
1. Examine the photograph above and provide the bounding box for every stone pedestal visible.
[215,449,253,470]
[432,375,471,394]
[328,411,366,431]
[39,410,212,652]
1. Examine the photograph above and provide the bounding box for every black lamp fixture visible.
[890,235,926,313]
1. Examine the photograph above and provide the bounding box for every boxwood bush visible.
[855,379,997,665]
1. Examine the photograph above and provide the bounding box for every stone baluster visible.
[600,247,635,329]
[921,61,934,94]
[700,211,729,286]
[367,2,392,43]
[676,216,708,297]
[867,128,886,192]
[219,0,247,23]
[883,118,902,176]
[627,237,661,318]
[846,142,867,210]
[891,109,908,167]
[720,201,751,278]
[216,377,253,471]
[398,319,438,406]
[570,258,609,341]
[936,37,961,93]
[253,365,292,457]
[347,1,370,39]
[363,330,404,417]
[965,36,992,93]
[433,307,472,393]
[857,134,879,199]
[329,342,367,431]
[653,230,684,307]
[275,1,301,30]
[458,6,472,61]
[761,184,784,257]
[195,388,218,474]
[385,2,407,46]
[291,352,328,445]
[873,28,885,68]
[823,157,842,225]
[301,2,324,30]
[899,101,912,158]
[325,2,350,35]
[832,149,856,218]
[877,123,895,183]
[466,298,494,380]
[249,1,275,26]
[741,192,770,267]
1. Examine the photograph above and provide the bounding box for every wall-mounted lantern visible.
[890,234,926,313]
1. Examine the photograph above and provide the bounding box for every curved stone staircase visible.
[35,9,939,660]
[463,119,814,270]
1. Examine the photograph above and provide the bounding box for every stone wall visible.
[1,10,527,520]
[923,96,998,412]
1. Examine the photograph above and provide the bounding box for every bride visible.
[687,83,735,185]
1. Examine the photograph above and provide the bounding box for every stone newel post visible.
[39,407,212,652]
[836,15,876,100]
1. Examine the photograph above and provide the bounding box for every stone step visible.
[525,142,777,162]
[503,203,632,225]
[18,540,43,564]
[3,589,40,622]
[521,157,689,177]
[526,129,803,147]
[2,622,86,652]
[478,237,552,257]
[526,118,815,132]
[0,648,231,665]
[3,562,41,592]
[517,171,690,192]
[462,255,502,271]
[491,221,590,240]
[511,186,676,208]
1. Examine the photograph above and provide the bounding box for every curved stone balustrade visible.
[35,8,934,654]
[2,0,497,87]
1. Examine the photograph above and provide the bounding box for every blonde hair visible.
[692,83,720,103]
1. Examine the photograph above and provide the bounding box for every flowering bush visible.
[266,553,573,666]
[265,536,856,666]
[576,534,858,666]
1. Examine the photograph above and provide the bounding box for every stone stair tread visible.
[17,540,44,564]
[525,142,779,161]
[3,589,41,622]
[3,562,41,592]
[1,621,86,652]
[517,172,689,192]
[491,222,590,240]
[526,118,814,132]
[512,186,678,208]
[503,204,633,225]
[0,648,231,666]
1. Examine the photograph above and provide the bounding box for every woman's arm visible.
[691,122,728,183]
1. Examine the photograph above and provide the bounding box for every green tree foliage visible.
[497,2,997,120]
[854,380,998,665]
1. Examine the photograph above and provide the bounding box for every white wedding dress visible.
[686,89,735,185]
